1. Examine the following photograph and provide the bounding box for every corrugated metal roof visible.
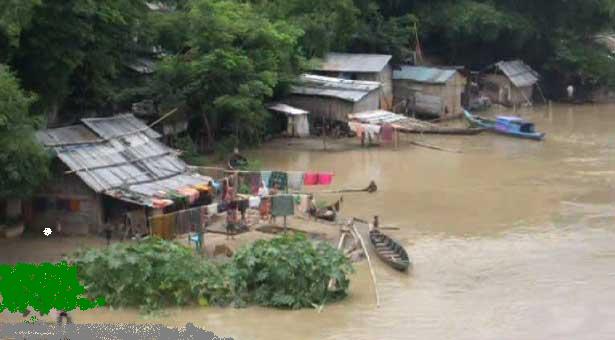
[393,66,457,84]
[268,103,309,116]
[82,114,160,140]
[125,57,156,75]
[494,60,539,88]
[35,125,101,146]
[290,74,381,102]
[312,53,392,73]
[348,110,408,124]
[37,114,212,207]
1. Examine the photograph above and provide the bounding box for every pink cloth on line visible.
[304,172,319,185]
[381,124,394,143]
[317,173,334,185]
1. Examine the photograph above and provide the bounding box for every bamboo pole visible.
[351,220,380,308]
[328,231,348,290]
[409,140,462,154]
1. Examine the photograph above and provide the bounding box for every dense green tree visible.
[0,65,49,199]
[7,0,149,124]
[151,0,303,149]
[250,0,359,57]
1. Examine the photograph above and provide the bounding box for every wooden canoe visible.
[368,228,411,272]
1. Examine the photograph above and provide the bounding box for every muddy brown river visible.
[3,104,615,339]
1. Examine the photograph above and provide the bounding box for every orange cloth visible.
[69,200,80,212]
[152,199,174,209]
[178,187,200,204]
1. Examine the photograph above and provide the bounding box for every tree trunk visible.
[47,102,61,127]
[200,112,214,152]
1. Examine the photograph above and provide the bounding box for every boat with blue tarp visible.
[463,110,545,141]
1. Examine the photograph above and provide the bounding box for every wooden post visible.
[351,220,380,308]
[322,114,327,151]
[328,231,348,290]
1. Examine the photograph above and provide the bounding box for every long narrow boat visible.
[368,228,411,272]
[463,110,545,141]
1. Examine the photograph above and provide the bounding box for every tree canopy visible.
[1,0,615,174]
[0,65,49,199]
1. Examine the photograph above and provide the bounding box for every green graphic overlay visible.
[0,262,105,315]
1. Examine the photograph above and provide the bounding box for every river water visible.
[5,104,615,339]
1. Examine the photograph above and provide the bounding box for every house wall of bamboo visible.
[393,73,466,116]
[483,74,534,106]
[23,168,104,235]
[285,91,380,122]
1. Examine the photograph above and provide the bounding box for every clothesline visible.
[188,165,329,175]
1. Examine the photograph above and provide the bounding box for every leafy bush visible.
[228,234,353,309]
[72,235,353,312]
[72,238,230,312]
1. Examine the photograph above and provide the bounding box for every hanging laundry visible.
[69,199,80,212]
[297,195,311,215]
[364,124,381,140]
[272,195,294,217]
[348,122,365,140]
[381,124,395,143]
[178,187,200,204]
[249,196,261,209]
[260,171,272,187]
[268,171,288,191]
[257,180,269,197]
[287,172,305,191]
[259,197,272,218]
[250,173,262,195]
[167,190,188,206]
[207,203,218,216]
[188,208,201,230]
[212,181,222,194]
[304,172,318,186]
[224,185,237,202]
[194,183,211,193]
[318,172,334,185]
[150,214,176,240]
[152,198,174,209]
[175,210,190,235]
[218,202,229,213]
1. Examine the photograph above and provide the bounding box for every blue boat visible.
[463,110,545,141]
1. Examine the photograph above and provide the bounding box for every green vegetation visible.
[0,262,105,316]
[72,235,353,312]
[2,0,615,156]
[0,65,49,199]
[229,234,353,309]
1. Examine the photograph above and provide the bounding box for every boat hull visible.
[369,229,411,272]
[463,110,545,141]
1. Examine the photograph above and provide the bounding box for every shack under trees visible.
[286,74,382,123]
[481,60,539,107]
[393,66,466,117]
[309,53,394,110]
[32,114,212,235]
